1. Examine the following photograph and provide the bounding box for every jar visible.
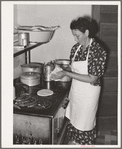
[18,32,30,46]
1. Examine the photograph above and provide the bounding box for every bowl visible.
[55,59,70,68]
[18,30,55,43]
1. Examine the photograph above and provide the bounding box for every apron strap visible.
[86,38,93,61]
[72,38,92,62]
[72,45,82,62]
[86,46,90,60]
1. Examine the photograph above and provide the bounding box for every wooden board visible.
[97,92,117,116]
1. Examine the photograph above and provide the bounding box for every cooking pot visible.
[21,62,43,74]
[20,72,41,86]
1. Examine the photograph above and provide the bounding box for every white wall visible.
[16,4,92,63]
[14,5,25,79]
[14,5,18,32]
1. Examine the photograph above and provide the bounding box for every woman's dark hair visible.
[70,17,98,38]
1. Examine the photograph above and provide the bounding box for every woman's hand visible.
[60,65,71,72]
[50,71,66,80]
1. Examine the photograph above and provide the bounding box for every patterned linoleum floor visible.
[95,130,117,145]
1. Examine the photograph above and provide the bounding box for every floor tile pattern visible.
[95,130,117,145]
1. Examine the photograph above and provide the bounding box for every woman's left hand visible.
[60,65,71,72]
[51,71,65,80]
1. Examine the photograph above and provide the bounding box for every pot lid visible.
[21,72,40,80]
[21,62,43,68]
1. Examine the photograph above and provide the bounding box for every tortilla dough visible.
[37,89,53,96]
[50,65,63,81]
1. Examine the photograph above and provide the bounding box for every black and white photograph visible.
[1,1,121,148]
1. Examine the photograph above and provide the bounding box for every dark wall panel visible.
[100,23,117,43]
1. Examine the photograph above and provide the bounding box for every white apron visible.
[65,40,101,131]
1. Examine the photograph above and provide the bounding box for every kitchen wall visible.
[14,5,25,79]
[15,4,92,63]
[14,5,18,32]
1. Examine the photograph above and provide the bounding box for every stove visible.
[14,78,70,144]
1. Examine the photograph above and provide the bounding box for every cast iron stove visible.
[14,78,70,117]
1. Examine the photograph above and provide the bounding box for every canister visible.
[18,32,30,46]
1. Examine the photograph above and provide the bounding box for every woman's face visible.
[72,29,88,45]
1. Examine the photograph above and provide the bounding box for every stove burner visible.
[14,93,52,110]
[29,95,52,110]
[36,96,51,110]
[15,93,31,102]
[14,93,37,108]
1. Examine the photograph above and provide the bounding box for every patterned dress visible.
[66,38,107,144]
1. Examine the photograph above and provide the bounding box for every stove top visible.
[14,79,71,117]
[14,90,60,110]
[14,93,51,109]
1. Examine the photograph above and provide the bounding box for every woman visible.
[51,17,107,145]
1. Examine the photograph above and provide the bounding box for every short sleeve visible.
[88,44,107,77]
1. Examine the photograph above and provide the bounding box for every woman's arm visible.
[51,70,98,84]
[64,71,98,83]
[61,65,98,83]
